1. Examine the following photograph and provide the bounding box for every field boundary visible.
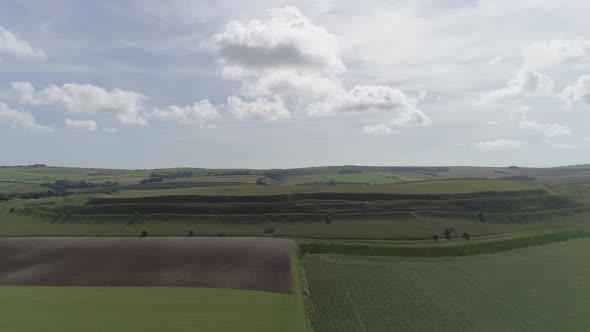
[299,230,590,258]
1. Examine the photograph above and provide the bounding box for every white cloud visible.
[562,75,590,107]
[0,26,45,60]
[518,117,572,138]
[11,82,147,125]
[103,127,118,133]
[213,6,343,73]
[523,39,590,69]
[213,6,346,101]
[361,124,396,136]
[0,102,52,133]
[482,69,554,103]
[65,118,98,132]
[227,95,289,120]
[11,81,37,104]
[471,139,528,151]
[306,85,430,127]
[239,70,344,100]
[152,100,222,127]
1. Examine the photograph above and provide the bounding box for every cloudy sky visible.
[1,0,590,169]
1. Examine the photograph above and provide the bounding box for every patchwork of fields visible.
[2,165,590,330]
[0,237,307,332]
[303,238,590,331]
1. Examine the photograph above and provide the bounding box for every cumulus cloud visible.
[361,124,396,136]
[306,85,430,127]
[471,139,528,151]
[239,70,344,100]
[0,26,45,60]
[11,82,147,125]
[213,7,345,101]
[210,7,431,132]
[151,100,222,127]
[524,39,590,69]
[65,118,98,132]
[0,102,52,133]
[482,69,554,103]
[518,118,572,138]
[213,6,343,73]
[562,75,590,107]
[227,95,289,120]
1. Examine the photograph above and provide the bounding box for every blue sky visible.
[1,0,590,169]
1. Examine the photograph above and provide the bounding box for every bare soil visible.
[0,237,293,294]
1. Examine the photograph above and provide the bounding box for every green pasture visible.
[303,237,590,331]
[0,286,305,332]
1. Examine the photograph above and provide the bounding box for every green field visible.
[0,286,302,332]
[303,238,590,331]
[3,165,590,330]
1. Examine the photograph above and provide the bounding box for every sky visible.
[1,0,590,169]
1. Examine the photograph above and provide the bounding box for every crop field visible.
[324,173,403,184]
[0,237,308,331]
[303,237,590,331]
[2,165,590,330]
[0,286,297,332]
[0,182,48,194]
[0,237,292,292]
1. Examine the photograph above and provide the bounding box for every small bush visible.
[432,234,439,241]
[218,232,224,237]
[9,207,15,213]
[264,227,275,234]
[477,211,486,222]
[140,230,148,237]
[444,227,455,240]
[462,232,471,240]
[188,230,194,237]
[326,212,333,224]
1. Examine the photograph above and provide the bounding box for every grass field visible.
[0,286,301,332]
[100,179,548,198]
[2,165,590,331]
[303,238,590,331]
[326,173,401,184]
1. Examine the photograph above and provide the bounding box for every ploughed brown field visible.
[0,237,293,294]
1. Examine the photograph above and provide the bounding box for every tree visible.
[9,207,15,213]
[462,232,471,240]
[432,234,439,241]
[188,230,194,237]
[477,211,486,223]
[326,212,333,224]
[443,227,455,240]
[140,230,148,237]
[218,232,224,237]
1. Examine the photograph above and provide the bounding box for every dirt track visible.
[0,237,293,294]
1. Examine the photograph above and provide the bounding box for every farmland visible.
[0,286,296,332]
[0,237,308,332]
[303,237,590,331]
[2,164,590,330]
[0,237,293,293]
